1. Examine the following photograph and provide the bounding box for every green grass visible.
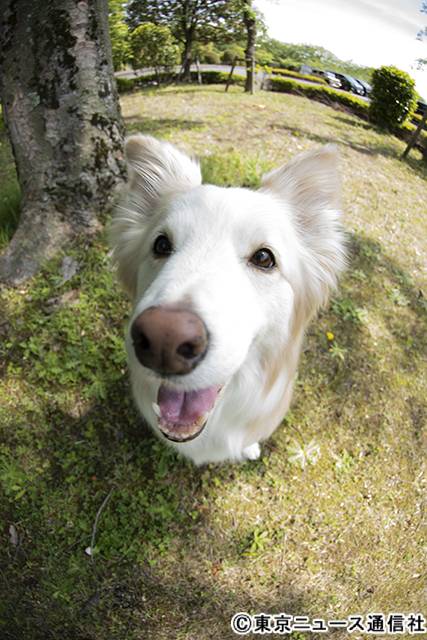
[0,116,20,248]
[0,86,426,639]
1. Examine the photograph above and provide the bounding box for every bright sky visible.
[254,0,427,97]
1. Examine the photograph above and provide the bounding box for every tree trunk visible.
[243,1,256,94]
[181,28,195,82]
[0,0,125,285]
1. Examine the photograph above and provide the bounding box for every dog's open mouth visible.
[153,384,221,443]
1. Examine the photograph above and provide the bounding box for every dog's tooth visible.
[152,402,161,417]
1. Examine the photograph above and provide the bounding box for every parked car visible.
[299,64,313,75]
[415,99,427,116]
[310,68,340,88]
[333,72,364,95]
[354,78,372,96]
[322,71,342,89]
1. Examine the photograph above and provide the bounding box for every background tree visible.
[221,44,245,64]
[109,0,132,69]
[258,39,374,82]
[0,0,124,285]
[242,0,256,93]
[194,42,222,65]
[130,23,180,83]
[415,1,427,69]
[126,0,241,80]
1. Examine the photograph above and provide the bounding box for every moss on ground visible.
[0,86,426,639]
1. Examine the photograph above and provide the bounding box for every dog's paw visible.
[243,442,261,461]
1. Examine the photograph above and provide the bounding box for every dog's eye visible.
[153,234,173,257]
[250,248,276,270]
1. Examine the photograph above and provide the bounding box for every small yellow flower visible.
[326,331,335,341]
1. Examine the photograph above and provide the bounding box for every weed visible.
[331,297,367,324]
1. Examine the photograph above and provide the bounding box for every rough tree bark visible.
[0,0,125,285]
[243,0,256,94]
[181,30,195,81]
[179,3,196,82]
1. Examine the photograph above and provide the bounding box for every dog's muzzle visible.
[131,305,222,443]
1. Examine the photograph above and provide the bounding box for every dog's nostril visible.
[133,330,150,351]
[177,341,199,360]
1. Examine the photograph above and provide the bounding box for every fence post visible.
[225,57,237,93]
[250,56,255,95]
[401,109,427,159]
[195,57,202,85]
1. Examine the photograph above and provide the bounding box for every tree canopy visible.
[126,0,240,43]
[415,1,427,70]
[258,38,374,82]
[130,22,180,77]
[108,0,132,69]
[126,0,244,77]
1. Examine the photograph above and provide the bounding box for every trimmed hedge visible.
[269,76,369,119]
[269,76,427,148]
[190,70,245,86]
[116,74,160,93]
[269,67,327,85]
[116,70,245,93]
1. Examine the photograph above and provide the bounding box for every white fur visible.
[110,134,347,465]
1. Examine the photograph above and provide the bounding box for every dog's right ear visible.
[260,145,346,315]
[110,135,201,297]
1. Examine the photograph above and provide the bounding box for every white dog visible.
[110,135,346,465]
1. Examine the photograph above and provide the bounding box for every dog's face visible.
[110,136,346,447]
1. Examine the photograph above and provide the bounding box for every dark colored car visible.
[333,72,364,95]
[415,99,427,115]
[320,70,342,89]
[354,78,372,96]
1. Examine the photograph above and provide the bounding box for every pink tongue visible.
[158,385,219,426]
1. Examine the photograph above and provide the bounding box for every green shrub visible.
[275,59,300,72]
[116,74,160,93]
[221,45,245,64]
[116,70,245,94]
[130,23,179,76]
[0,181,21,248]
[255,48,274,67]
[116,77,138,93]
[195,42,222,65]
[269,76,369,119]
[369,66,416,131]
[190,70,245,86]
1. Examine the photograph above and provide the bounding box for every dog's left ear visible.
[124,134,201,202]
[260,145,347,312]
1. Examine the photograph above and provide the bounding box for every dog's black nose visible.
[131,306,209,375]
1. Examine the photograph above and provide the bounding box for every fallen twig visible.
[87,487,115,562]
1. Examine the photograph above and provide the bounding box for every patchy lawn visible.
[0,86,426,640]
